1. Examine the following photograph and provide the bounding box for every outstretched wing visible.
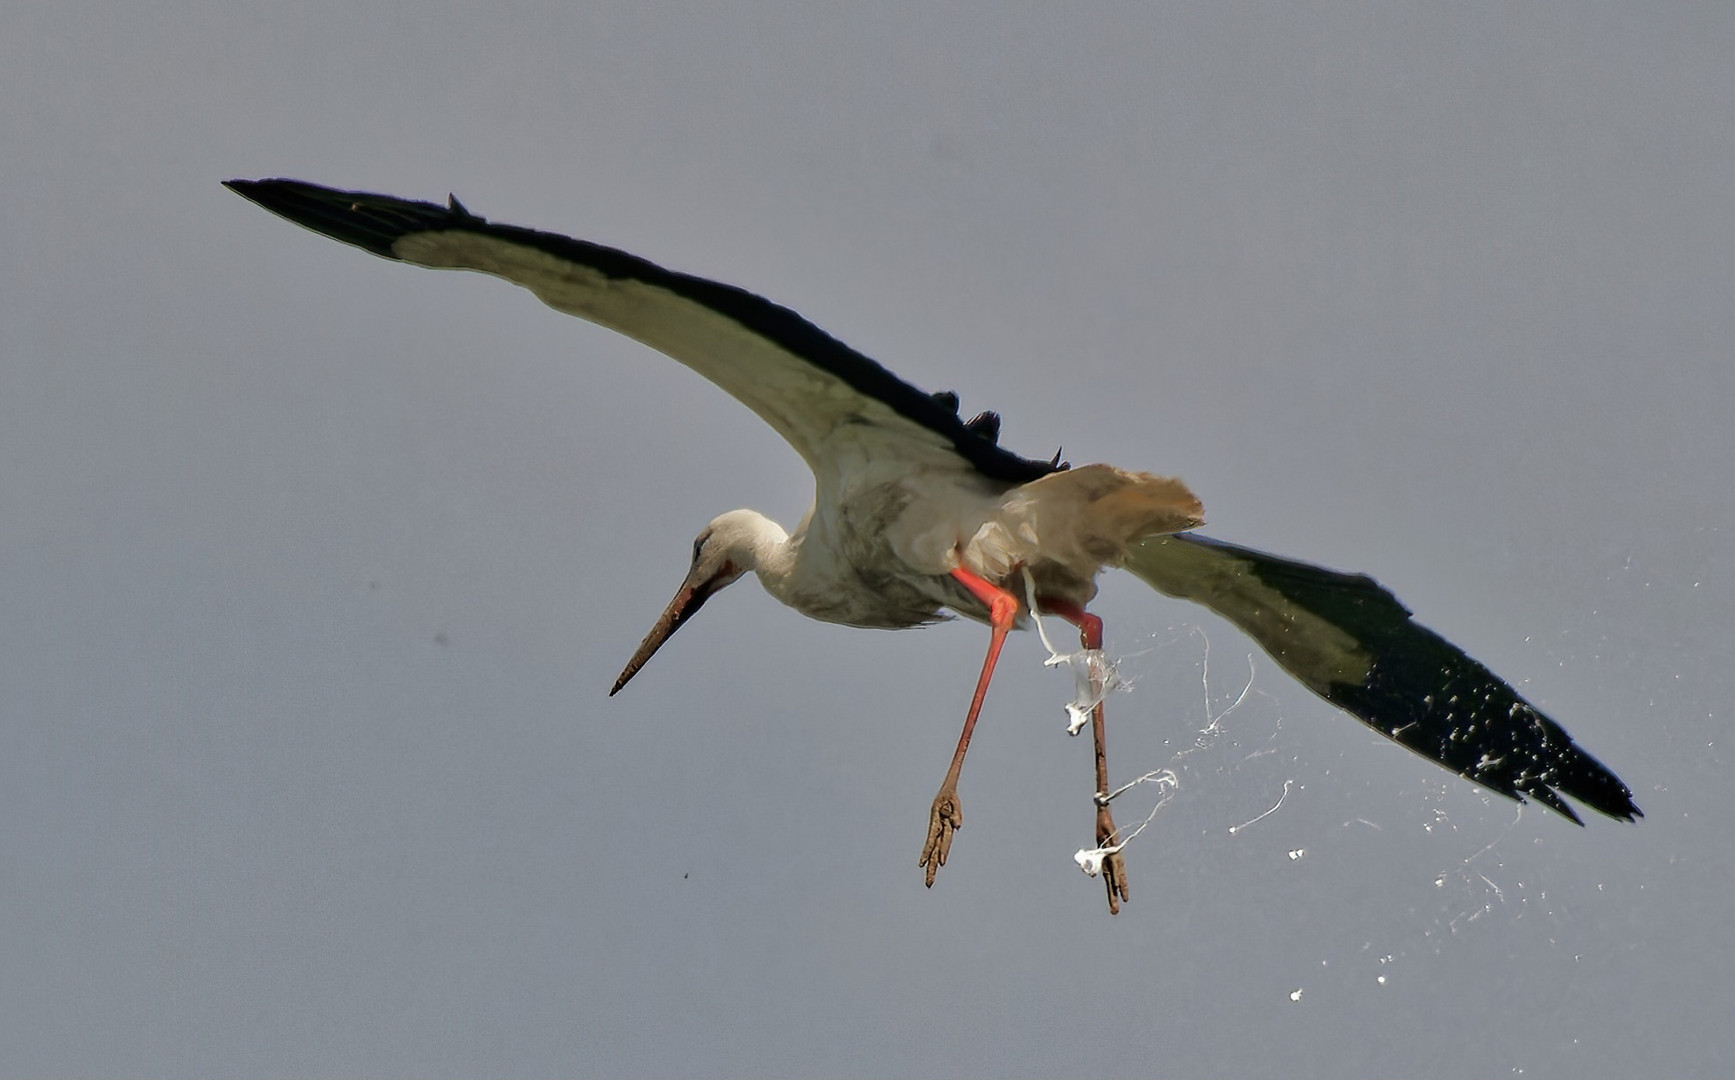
[224,179,1059,486]
[1123,533,1641,824]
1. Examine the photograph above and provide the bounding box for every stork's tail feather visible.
[1087,471,1206,545]
[1018,464,1204,562]
[1121,533,1641,824]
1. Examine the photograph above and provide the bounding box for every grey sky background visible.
[3,4,1730,1077]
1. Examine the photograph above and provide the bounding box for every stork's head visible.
[609,509,781,695]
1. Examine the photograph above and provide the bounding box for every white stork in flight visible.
[226,179,1640,913]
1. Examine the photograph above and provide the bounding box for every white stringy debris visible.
[1020,569,1123,735]
[1073,845,1120,877]
[1171,632,1261,763]
[1059,651,1120,735]
[1099,768,1178,807]
[1073,770,1178,877]
[1228,779,1293,835]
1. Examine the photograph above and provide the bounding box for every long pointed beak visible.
[609,564,733,696]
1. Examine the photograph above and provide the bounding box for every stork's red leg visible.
[1041,599,1129,914]
[919,565,1021,887]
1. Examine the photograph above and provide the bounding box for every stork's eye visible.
[692,532,710,565]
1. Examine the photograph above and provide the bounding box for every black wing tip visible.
[1175,535,1643,827]
[1345,653,1644,827]
[1553,746,1644,823]
[224,177,481,260]
[1512,781,1642,827]
[1544,760,1643,824]
[1346,655,1640,825]
[1458,702,1643,825]
[1509,766,1640,826]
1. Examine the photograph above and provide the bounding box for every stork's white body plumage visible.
[727,462,1199,630]
[226,179,1640,913]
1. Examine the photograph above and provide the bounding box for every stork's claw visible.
[919,786,963,886]
[1097,804,1130,914]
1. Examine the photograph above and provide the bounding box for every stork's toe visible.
[919,788,963,887]
[1096,805,1130,914]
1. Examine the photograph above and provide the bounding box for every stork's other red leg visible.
[1042,599,1129,914]
[919,565,1020,887]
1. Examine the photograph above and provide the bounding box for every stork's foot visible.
[919,786,963,887]
[1097,803,1130,914]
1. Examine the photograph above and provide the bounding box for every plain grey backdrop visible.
[3,4,1729,1077]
